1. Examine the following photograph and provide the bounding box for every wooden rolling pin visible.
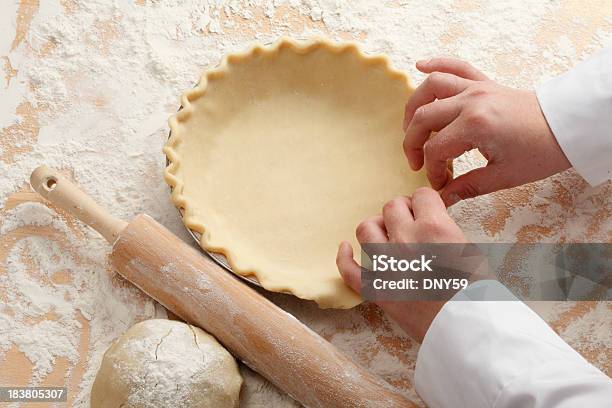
[30,165,415,408]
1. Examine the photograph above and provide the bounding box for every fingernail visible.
[417,58,431,66]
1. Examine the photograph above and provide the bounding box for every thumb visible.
[335,241,362,294]
[440,166,498,207]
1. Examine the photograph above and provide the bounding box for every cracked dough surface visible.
[90,319,242,408]
[165,39,429,308]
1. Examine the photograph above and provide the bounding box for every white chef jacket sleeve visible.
[536,46,612,186]
[414,280,612,408]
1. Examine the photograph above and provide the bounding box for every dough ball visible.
[91,319,242,407]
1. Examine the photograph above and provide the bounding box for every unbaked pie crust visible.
[164,38,428,309]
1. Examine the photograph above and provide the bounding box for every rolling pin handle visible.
[30,165,128,243]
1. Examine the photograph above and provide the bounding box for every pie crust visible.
[164,38,429,309]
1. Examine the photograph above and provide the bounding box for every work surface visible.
[1,1,611,406]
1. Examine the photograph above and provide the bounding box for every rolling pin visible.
[30,166,415,408]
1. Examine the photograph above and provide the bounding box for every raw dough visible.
[90,319,242,408]
[165,38,428,308]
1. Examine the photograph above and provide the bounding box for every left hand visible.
[336,187,467,343]
[402,58,571,206]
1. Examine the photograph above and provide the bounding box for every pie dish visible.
[164,38,429,308]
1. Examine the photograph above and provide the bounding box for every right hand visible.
[403,58,572,206]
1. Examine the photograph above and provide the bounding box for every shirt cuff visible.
[536,46,612,186]
[413,280,594,408]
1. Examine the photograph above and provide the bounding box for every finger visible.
[440,166,498,206]
[336,241,361,294]
[411,187,447,220]
[416,58,488,81]
[403,72,472,130]
[403,97,462,170]
[355,215,388,243]
[423,119,474,190]
[382,196,414,242]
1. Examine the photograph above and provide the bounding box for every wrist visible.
[383,300,444,343]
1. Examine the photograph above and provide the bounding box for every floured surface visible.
[167,39,427,308]
[0,1,610,407]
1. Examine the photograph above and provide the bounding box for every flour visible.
[0,1,610,407]
[0,203,160,405]
[239,366,300,408]
[0,201,66,233]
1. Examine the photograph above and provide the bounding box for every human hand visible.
[403,58,571,206]
[336,187,467,343]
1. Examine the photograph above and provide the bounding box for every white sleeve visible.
[414,280,612,408]
[536,45,612,186]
